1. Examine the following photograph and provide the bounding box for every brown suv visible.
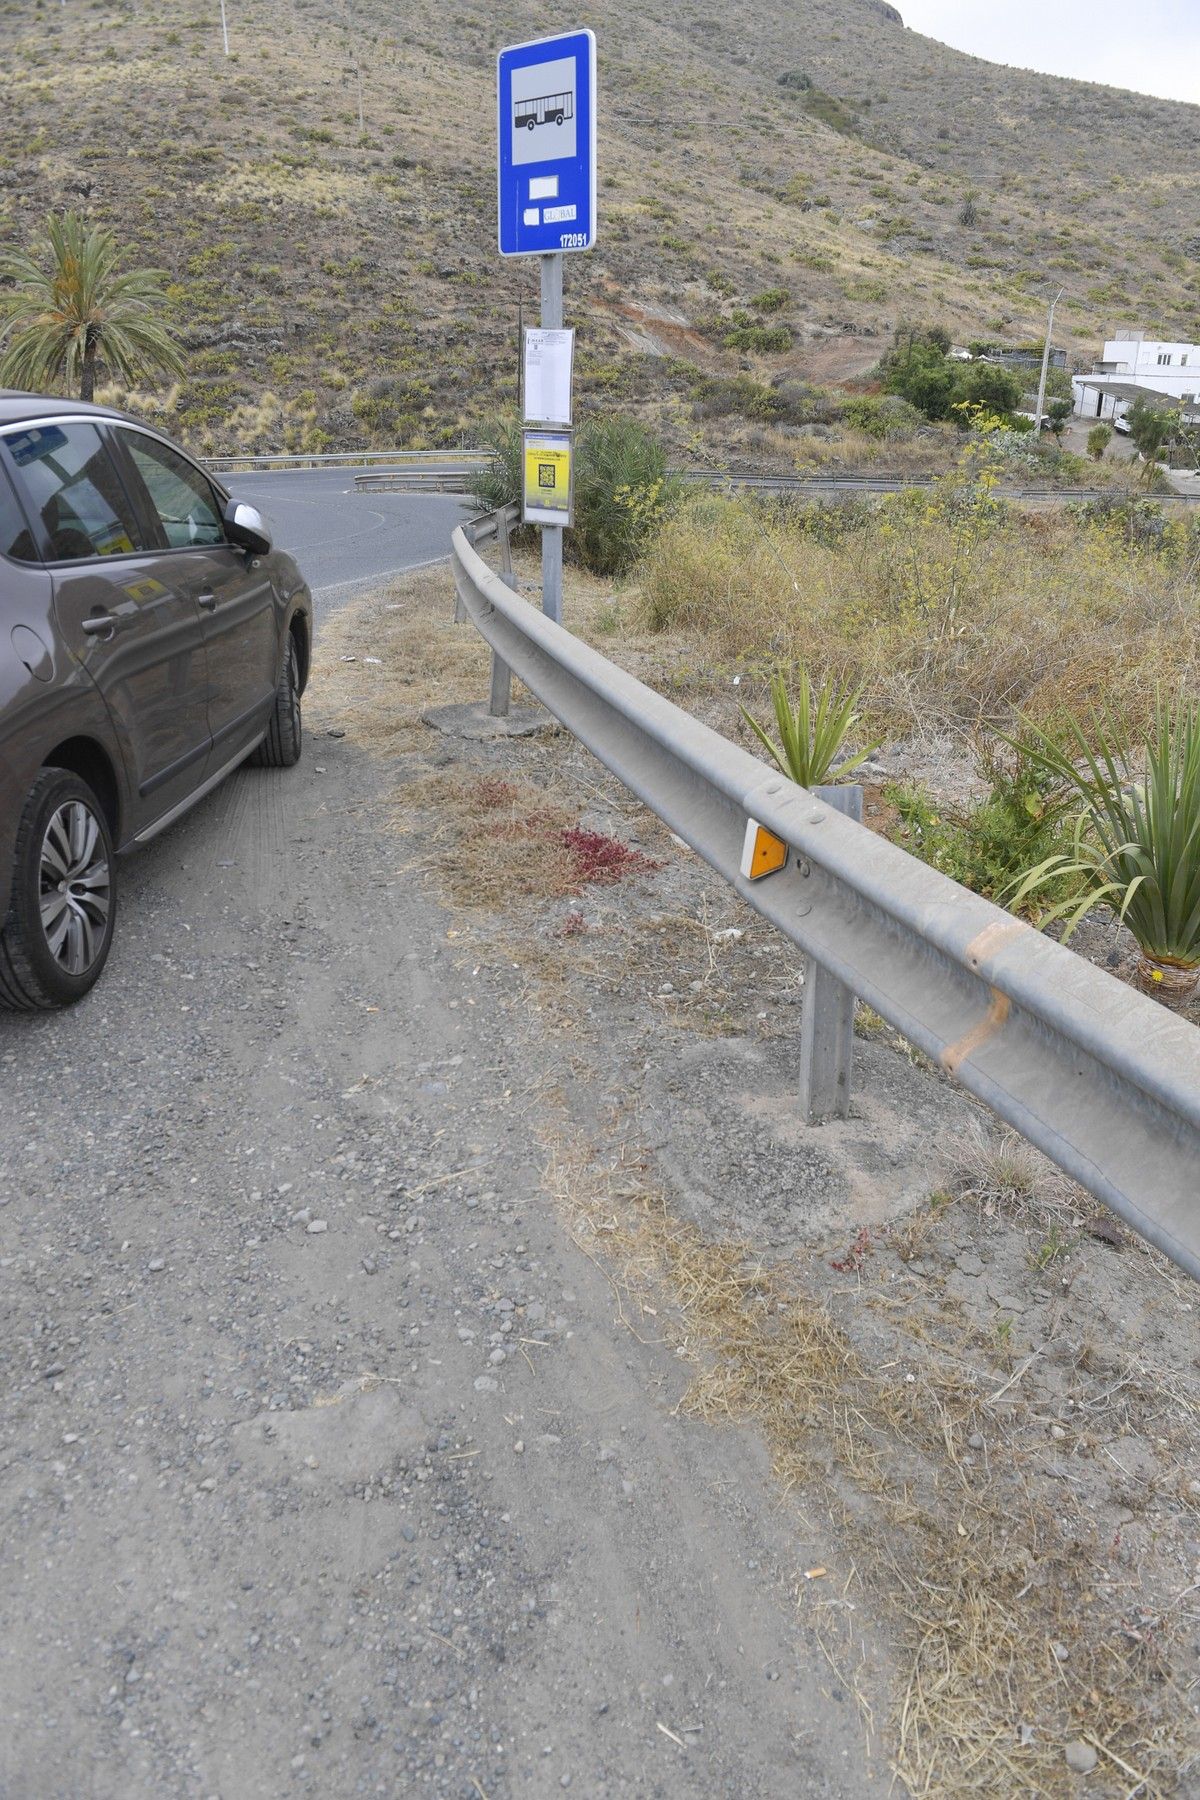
[0,393,312,1009]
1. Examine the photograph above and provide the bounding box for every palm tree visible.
[0,211,184,402]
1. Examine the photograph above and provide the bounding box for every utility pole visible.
[1034,288,1066,433]
[219,0,229,55]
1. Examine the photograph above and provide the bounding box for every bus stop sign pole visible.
[498,29,597,628]
[540,252,564,625]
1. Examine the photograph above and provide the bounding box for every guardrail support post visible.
[798,784,862,1123]
[489,510,516,717]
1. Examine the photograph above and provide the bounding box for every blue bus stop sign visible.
[498,29,597,257]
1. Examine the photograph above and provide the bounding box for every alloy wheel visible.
[38,800,111,976]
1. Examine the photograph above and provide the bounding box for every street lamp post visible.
[1034,288,1067,433]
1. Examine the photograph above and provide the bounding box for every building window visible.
[1158,353,1172,365]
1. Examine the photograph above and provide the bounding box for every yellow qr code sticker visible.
[522,429,573,525]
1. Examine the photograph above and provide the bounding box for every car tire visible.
[252,632,302,769]
[0,768,117,1011]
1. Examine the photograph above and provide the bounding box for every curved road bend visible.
[225,467,470,619]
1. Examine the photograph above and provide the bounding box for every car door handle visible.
[196,590,217,611]
[81,613,116,637]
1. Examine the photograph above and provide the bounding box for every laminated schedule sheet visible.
[523,328,575,426]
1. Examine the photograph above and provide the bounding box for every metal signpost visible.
[498,28,597,625]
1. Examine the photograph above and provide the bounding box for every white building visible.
[1074,332,1200,424]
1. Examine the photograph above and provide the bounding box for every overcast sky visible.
[898,1,1200,105]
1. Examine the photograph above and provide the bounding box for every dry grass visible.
[310,561,663,910]
[637,488,1200,736]
[308,564,491,753]
[391,766,581,908]
[949,1124,1084,1223]
[547,1139,1193,1798]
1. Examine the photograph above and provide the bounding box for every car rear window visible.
[0,465,38,563]
[1,422,145,562]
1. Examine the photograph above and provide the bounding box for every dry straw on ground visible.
[546,1139,1192,1799]
[309,565,492,754]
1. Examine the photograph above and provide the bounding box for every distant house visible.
[1074,332,1200,425]
[986,345,1067,372]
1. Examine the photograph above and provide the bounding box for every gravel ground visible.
[5,556,1197,1798]
[0,727,877,1798]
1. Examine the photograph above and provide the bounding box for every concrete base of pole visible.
[421,702,557,741]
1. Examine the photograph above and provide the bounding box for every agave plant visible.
[740,666,879,790]
[1007,696,1200,1003]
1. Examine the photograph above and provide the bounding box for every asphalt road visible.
[225,469,470,616]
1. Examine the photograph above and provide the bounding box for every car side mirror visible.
[223,499,273,556]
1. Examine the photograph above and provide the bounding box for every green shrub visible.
[470,416,681,578]
[882,326,1024,423]
[801,88,860,137]
[572,417,682,577]
[722,322,792,354]
[954,361,1023,417]
[842,394,924,440]
[1087,424,1112,461]
[752,286,790,313]
[469,416,522,512]
[888,746,1076,907]
[691,373,785,424]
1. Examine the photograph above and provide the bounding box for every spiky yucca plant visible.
[0,211,184,402]
[1008,696,1200,1001]
[741,667,879,790]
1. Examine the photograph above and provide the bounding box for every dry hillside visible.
[1,0,1198,454]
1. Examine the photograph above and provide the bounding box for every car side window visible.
[0,465,39,564]
[1,422,145,563]
[122,432,225,550]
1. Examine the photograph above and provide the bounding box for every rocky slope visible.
[0,0,1196,452]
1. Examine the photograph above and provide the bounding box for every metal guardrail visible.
[355,469,476,494]
[205,448,488,474]
[353,465,1191,505]
[451,505,1200,1283]
[206,449,1196,508]
[360,468,1116,501]
[687,474,1119,501]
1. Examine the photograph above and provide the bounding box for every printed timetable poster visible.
[523,327,575,426]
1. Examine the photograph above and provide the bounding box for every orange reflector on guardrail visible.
[740,818,788,881]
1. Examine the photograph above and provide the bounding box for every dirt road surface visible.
[0,727,874,1797]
